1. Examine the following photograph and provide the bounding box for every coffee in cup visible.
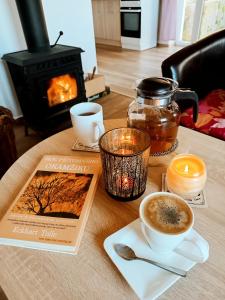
[78,112,96,116]
[139,192,209,262]
[143,194,193,235]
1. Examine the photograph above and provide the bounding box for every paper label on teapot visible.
[129,113,146,121]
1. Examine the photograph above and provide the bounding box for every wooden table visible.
[0,119,225,300]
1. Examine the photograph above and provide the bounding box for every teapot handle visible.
[174,89,199,123]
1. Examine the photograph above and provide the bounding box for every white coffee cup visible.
[70,102,105,146]
[139,192,209,262]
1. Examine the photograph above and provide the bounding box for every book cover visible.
[0,155,101,254]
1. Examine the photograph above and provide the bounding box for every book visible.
[0,154,101,254]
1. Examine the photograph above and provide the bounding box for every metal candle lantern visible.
[99,127,151,201]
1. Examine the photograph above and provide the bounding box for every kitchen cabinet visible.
[92,0,121,46]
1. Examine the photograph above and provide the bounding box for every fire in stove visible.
[47,74,78,107]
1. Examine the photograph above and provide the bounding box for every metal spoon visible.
[114,243,187,277]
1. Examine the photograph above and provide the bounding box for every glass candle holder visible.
[166,154,207,199]
[99,127,151,201]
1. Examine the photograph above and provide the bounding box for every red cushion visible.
[180,89,225,140]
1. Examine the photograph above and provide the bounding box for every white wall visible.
[0,0,97,118]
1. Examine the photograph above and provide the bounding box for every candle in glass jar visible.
[166,154,207,198]
[116,175,134,190]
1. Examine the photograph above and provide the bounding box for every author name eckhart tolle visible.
[13,226,57,237]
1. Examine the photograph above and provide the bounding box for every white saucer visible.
[104,219,209,300]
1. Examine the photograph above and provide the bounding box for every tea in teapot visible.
[127,77,198,155]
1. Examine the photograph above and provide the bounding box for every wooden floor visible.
[96,44,181,97]
[14,45,181,157]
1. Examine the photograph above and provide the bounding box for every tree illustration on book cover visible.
[11,171,93,219]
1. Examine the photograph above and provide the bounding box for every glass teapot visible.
[127,77,198,155]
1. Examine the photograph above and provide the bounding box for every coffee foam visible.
[143,195,193,234]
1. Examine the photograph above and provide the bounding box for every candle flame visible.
[184,164,189,173]
[124,177,128,183]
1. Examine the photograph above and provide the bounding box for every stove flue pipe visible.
[15,0,50,53]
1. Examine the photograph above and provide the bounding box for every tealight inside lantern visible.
[99,127,151,201]
[166,154,207,199]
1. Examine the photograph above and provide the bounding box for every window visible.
[177,0,225,44]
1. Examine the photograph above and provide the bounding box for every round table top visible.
[0,119,225,300]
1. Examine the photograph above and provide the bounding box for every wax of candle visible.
[166,154,207,199]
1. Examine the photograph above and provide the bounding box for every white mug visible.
[70,102,105,146]
[139,192,209,263]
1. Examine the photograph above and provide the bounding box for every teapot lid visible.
[137,77,177,98]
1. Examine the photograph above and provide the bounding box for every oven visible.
[120,1,141,38]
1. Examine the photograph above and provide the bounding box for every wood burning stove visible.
[3,45,86,134]
[2,0,87,135]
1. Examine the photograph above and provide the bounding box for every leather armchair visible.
[161,29,225,110]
